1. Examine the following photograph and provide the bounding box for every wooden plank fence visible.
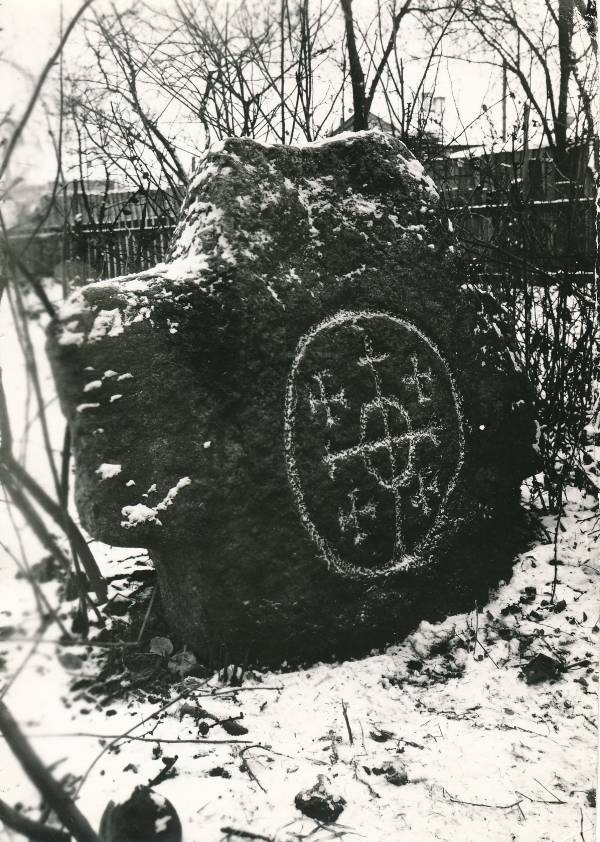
[8,218,176,282]
[447,196,597,279]
[7,196,596,285]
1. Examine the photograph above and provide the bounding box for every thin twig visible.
[0,536,72,639]
[75,689,195,796]
[6,457,106,601]
[0,469,73,573]
[0,370,105,602]
[221,828,273,841]
[341,700,354,745]
[550,492,564,604]
[239,745,267,793]
[533,777,566,804]
[136,584,158,644]
[35,732,253,746]
[0,635,43,702]
[443,789,524,812]
[0,222,56,320]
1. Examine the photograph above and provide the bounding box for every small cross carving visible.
[308,370,348,427]
[338,489,377,545]
[403,354,433,404]
[410,470,439,516]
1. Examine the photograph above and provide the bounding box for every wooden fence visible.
[8,196,597,285]
[8,218,176,283]
[447,196,597,279]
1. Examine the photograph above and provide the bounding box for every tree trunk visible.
[556,0,575,176]
[339,0,369,130]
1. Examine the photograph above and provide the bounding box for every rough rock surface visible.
[49,131,538,666]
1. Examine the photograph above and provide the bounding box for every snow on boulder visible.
[48,130,538,666]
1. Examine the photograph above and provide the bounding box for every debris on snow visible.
[98,786,182,842]
[294,775,347,823]
[0,480,597,842]
[521,652,564,685]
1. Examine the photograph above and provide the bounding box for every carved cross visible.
[410,470,439,516]
[308,370,348,427]
[338,489,377,545]
[403,354,433,404]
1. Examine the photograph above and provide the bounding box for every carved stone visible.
[49,131,538,666]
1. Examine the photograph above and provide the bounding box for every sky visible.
[0,0,507,189]
[1,0,126,186]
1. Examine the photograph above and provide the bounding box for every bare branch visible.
[0,798,70,842]
[0,701,99,842]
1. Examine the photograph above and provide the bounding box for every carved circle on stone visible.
[284,310,465,579]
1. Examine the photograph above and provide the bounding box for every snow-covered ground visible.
[0,298,598,842]
[0,480,598,842]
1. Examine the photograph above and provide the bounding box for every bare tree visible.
[339,0,413,130]
[434,0,599,511]
[65,0,343,189]
[451,0,598,175]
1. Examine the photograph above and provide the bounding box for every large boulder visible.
[49,131,537,666]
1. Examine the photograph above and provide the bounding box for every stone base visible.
[153,503,531,667]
